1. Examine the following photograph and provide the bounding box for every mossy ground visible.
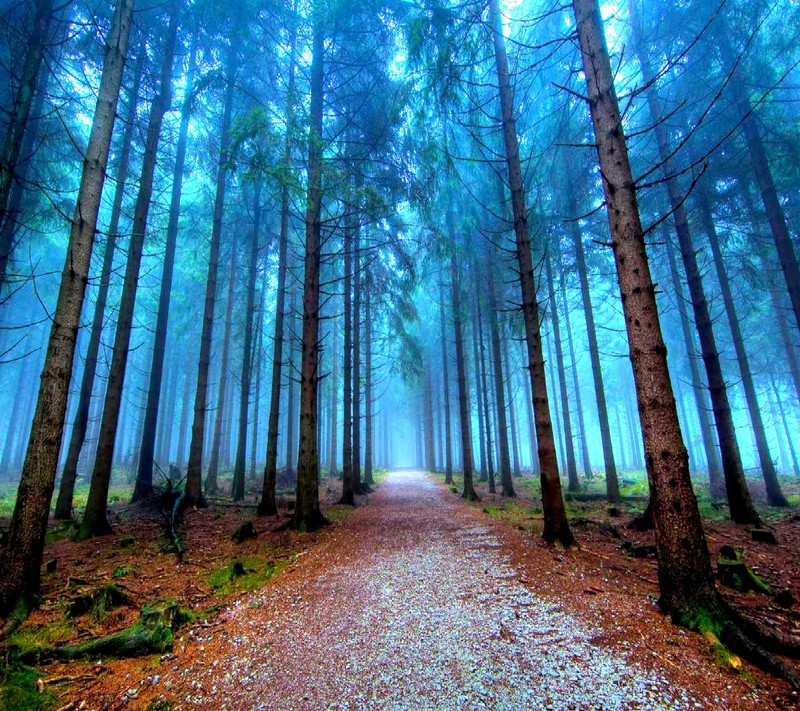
[0,665,58,711]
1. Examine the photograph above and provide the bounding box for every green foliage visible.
[206,555,288,595]
[113,564,134,578]
[0,664,57,711]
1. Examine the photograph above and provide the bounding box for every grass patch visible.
[8,619,76,658]
[0,664,58,711]
[481,502,542,534]
[206,554,289,595]
[325,505,356,524]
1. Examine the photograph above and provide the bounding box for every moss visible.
[0,664,58,711]
[481,502,543,534]
[206,555,289,595]
[44,520,78,542]
[114,564,134,578]
[325,505,356,524]
[8,619,76,658]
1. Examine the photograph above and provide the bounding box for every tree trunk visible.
[352,229,363,493]
[339,206,354,505]
[477,301,495,487]
[284,287,298,475]
[0,0,134,617]
[206,230,238,497]
[661,225,723,491]
[450,249,478,501]
[424,362,436,472]
[55,50,144,519]
[133,23,196,501]
[258,33,296,512]
[504,346,522,479]
[490,0,573,545]
[628,3,760,525]
[567,196,618,498]
[364,288,374,486]
[772,380,800,478]
[79,7,177,539]
[327,311,338,477]
[176,359,192,469]
[439,274,453,484]
[573,0,718,613]
[521,345,539,474]
[185,44,236,509]
[233,183,262,498]
[292,11,327,532]
[545,252,579,492]
[250,272,268,480]
[470,295,487,480]
[0,0,55,292]
[487,269,513,496]
[696,185,787,506]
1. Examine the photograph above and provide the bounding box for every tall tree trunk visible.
[364,288,374,486]
[159,355,179,464]
[0,0,133,617]
[504,345,522,479]
[284,287,298,474]
[176,359,192,469]
[487,271,513,496]
[558,251,592,477]
[133,24,197,501]
[490,0,572,545]
[0,0,55,292]
[327,311,338,477]
[450,248,478,500]
[696,185,787,506]
[772,380,799,478]
[662,225,723,492]
[439,274,453,484]
[79,7,177,539]
[424,361,436,472]
[208,232,239,496]
[477,300,495,488]
[521,343,539,474]
[566,208,617,495]
[339,209,354,504]
[55,50,144,518]
[573,0,718,614]
[250,273,268,480]
[470,295,487,479]
[258,31,295,512]
[233,183,262,497]
[185,44,236,508]
[545,252,579,492]
[628,3,760,525]
[292,11,327,531]
[352,229,363,493]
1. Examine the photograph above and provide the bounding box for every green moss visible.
[8,619,76,657]
[114,564,134,578]
[44,520,78,542]
[481,502,543,534]
[206,555,289,595]
[325,506,356,524]
[0,665,58,711]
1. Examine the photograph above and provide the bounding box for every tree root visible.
[677,597,800,689]
[12,602,191,664]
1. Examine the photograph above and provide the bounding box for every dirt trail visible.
[107,471,774,709]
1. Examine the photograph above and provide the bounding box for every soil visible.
[3,470,800,710]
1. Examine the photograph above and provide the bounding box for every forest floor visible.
[1,469,800,709]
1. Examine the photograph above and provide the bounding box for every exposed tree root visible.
[677,597,800,689]
[627,501,654,531]
[0,597,32,642]
[11,602,190,664]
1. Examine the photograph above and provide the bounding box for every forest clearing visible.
[2,0,800,707]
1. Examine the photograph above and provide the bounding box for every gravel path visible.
[137,470,737,710]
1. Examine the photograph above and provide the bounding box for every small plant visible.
[114,564,134,578]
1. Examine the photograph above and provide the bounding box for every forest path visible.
[133,471,748,709]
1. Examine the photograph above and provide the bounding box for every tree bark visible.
[327,311,338,477]
[78,7,177,539]
[339,203,354,505]
[489,0,573,545]
[438,274,453,484]
[364,288,374,486]
[545,252,579,492]
[352,228,363,493]
[207,231,238,497]
[292,11,327,532]
[185,43,236,509]
[449,248,478,501]
[477,297,495,488]
[233,183,262,498]
[0,0,134,616]
[55,49,144,519]
[469,294,487,479]
[573,0,718,612]
[133,23,197,501]
[628,2,760,525]
[566,195,619,498]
